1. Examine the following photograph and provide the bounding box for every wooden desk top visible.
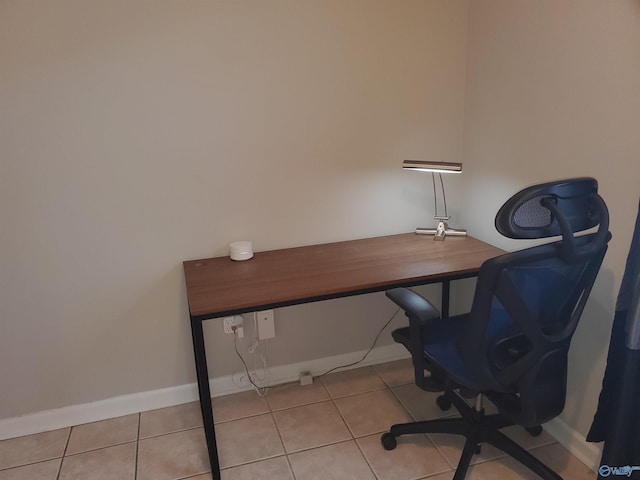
[183,233,505,319]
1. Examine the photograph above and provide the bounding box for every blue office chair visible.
[381,178,610,480]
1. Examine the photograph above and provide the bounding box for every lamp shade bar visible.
[402,160,462,173]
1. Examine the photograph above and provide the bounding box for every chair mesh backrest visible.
[512,196,554,229]
[459,177,610,426]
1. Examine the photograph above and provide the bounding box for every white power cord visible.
[317,306,401,378]
[232,326,268,396]
[231,306,401,394]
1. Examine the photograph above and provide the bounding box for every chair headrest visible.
[495,177,610,260]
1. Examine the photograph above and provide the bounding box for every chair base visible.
[381,391,562,480]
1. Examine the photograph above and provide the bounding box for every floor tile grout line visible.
[0,458,66,476]
[219,452,291,475]
[372,364,415,391]
[423,430,449,463]
[328,385,357,441]
[268,407,289,460]
[424,427,560,471]
[381,379,460,475]
[285,455,296,480]
[351,420,384,480]
[139,425,205,441]
[222,431,414,475]
[387,383,458,423]
[55,427,72,480]
[242,389,373,466]
[324,385,389,401]
[175,469,211,480]
[59,439,139,458]
[333,376,390,480]
[224,454,320,480]
[319,365,389,399]
[265,381,332,413]
[386,383,419,421]
[134,412,141,480]
[279,437,364,457]
[267,397,329,413]
[386,382,494,471]
[0,457,53,473]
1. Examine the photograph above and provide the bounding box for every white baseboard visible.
[209,343,409,397]
[0,383,200,442]
[0,343,409,441]
[544,417,603,473]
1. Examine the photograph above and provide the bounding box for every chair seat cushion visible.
[421,314,488,391]
[423,303,519,392]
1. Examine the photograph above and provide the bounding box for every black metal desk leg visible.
[442,280,450,318]
[190,317,221,480]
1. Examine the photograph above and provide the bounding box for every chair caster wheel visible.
[436,395,452,411]
[526,426,543,437]
[381,432,397,450]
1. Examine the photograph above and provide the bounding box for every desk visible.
[183,233,504,479]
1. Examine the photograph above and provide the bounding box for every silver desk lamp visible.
[402,160,467,240]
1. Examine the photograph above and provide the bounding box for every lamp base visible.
[415,227,467,236]
[416,216,467,241]
[416,220,467,241]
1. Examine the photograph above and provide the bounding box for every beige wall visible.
[0,0,469,419]
[461,0,640,438]
[2,0,637,448]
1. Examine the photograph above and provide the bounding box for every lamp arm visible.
[431,173,449,220]
[431,173,439,218]
[439,173,448,219]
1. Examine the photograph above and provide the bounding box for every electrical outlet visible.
[223,315,243,334]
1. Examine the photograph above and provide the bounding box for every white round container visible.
[229,241,254,261]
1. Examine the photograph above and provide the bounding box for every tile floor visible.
[0,359,594,480]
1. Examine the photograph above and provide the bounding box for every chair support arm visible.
[386,288,441,326]
[386,288,442,391]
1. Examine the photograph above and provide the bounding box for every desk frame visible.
[183,233,504,479]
